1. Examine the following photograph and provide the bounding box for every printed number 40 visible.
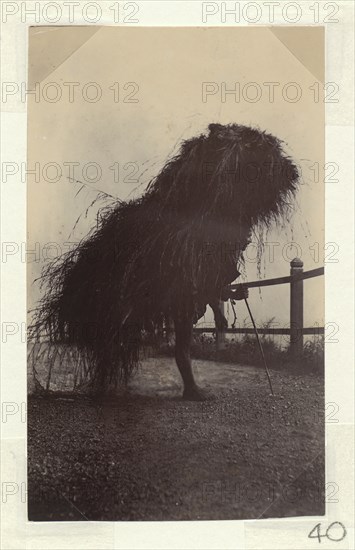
[308,521,346,543]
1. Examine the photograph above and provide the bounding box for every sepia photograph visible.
[26,26,326,522]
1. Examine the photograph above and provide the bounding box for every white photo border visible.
[1,1,354,549]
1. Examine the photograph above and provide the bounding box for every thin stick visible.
[244,298,275,396]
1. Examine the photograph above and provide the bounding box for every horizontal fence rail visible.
[198,259,324,356]
[230,266,324,289]
[194,327,324,335]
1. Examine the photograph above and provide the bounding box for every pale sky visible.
[28,26,324,331]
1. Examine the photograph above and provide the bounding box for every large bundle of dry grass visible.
[30,123,299,392]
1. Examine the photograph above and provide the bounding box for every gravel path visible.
[28,357,324,521]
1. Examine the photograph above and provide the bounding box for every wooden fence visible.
[193,258,324,356]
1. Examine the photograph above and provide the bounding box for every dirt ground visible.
[28,357,325,521]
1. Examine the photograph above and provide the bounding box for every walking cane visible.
[244,297,275,397]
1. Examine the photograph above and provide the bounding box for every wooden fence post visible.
[216,300,227,350]
[290,257,304,356]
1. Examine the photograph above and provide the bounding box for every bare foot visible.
[182,386,211,401]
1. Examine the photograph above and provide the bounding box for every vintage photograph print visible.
[27,26,325,521]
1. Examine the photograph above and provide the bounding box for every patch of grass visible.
[158,324,324,375]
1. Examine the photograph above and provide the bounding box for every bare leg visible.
[173,311,207,401]
[209,298,228,331]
